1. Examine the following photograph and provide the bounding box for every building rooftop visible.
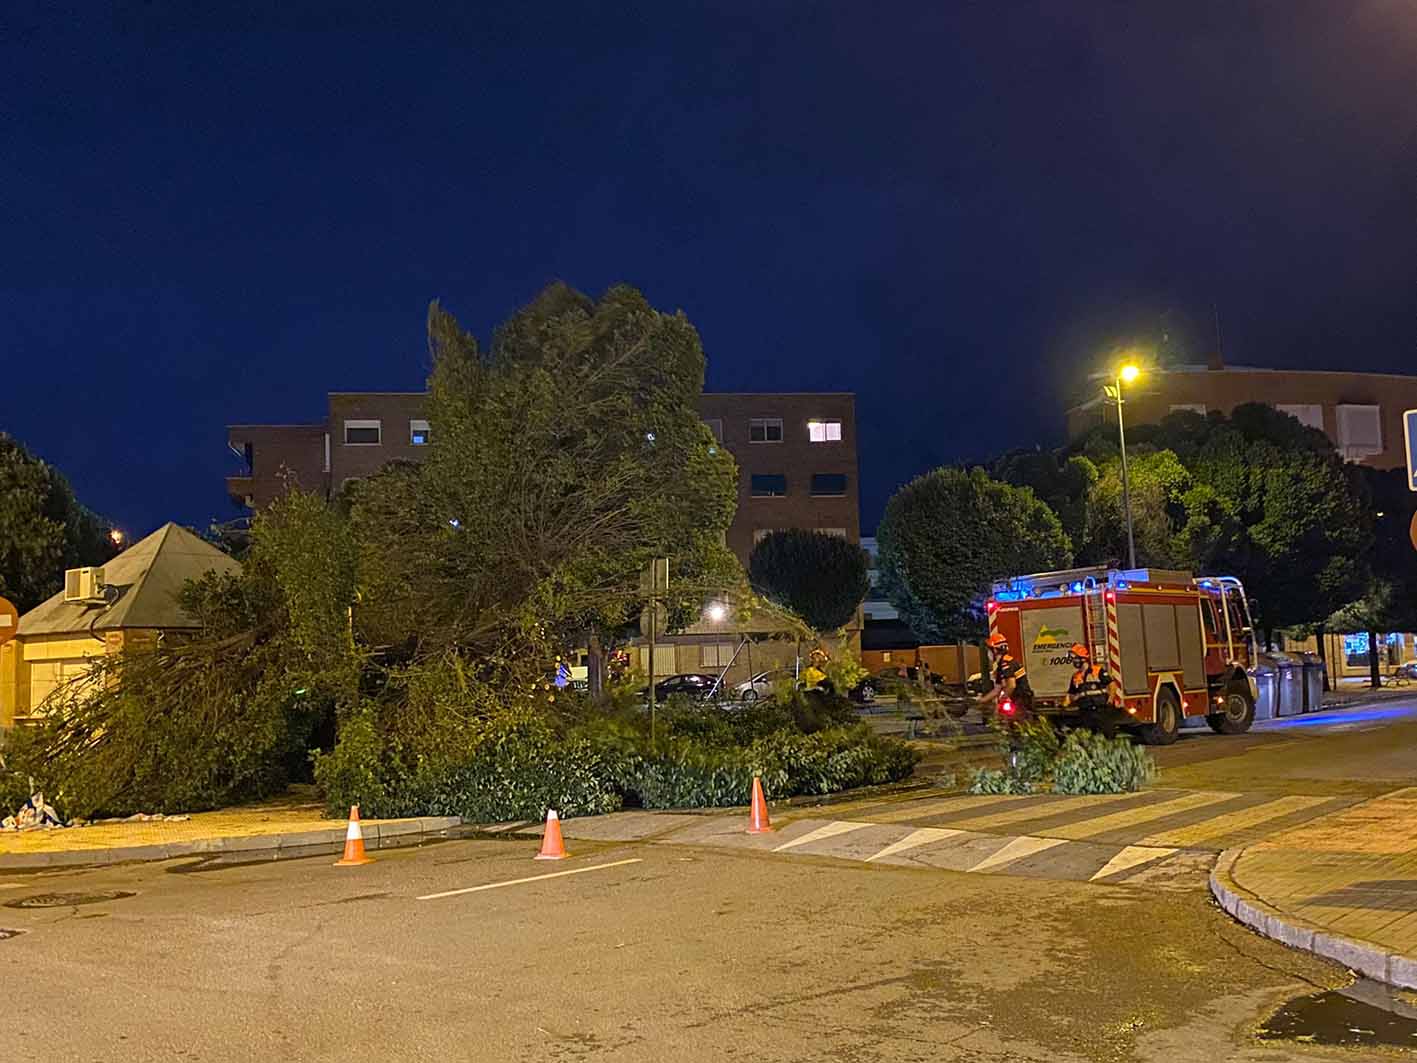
[19,523,240,636]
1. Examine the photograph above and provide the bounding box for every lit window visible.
[701,642,736,668]
[703,418,723,442]
[410,419,431,445]
[749,418,783,443]
[810,474,848,497]
[343,420,381,445]
[751,474,788,497]
[820,527,848,537]
[1277,404,1324,431]
[1336,404,1382,461]
[807,419,842,442]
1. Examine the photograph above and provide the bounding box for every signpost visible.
[0,596,17,648]
[1405,409,1417,493]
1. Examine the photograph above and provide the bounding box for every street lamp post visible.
[1110,364,1140,570]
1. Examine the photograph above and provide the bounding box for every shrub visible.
[969,768,1036,795]
[1052,729,1156,794]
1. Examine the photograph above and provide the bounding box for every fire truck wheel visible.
[1206,689,1255,734]
[1141,687,1181,745]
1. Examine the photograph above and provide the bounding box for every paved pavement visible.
[0,831,1356,1062]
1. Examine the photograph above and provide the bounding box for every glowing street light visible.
[109,528,124,546]
[705,602,727,623]
[1103,361,1142,569]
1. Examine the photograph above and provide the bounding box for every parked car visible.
[733,669,791,703]
[645,673,722,702]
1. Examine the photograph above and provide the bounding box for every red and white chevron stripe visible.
[1106,597,1123,704]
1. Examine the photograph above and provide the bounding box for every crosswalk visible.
[833,787,1357,851]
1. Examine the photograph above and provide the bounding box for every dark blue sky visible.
[4,2,1415,536]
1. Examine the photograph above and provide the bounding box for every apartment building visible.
[228,390,860,566]
[1066,358,1417,468]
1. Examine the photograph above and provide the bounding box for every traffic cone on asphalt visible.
[746,775,774,834]
[334,805,374,866]
[535,809,569,861]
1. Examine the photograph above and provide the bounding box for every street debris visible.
[1,791,64,832]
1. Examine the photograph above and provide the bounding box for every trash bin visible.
[1275,653,1305,717]
[1251,654,1279,720]
[1299,653,1325,712]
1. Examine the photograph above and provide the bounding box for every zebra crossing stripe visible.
[863,794,1036,824]
[1043,791,1239,840]
[942,791,1144,831]
[968,835,1067,873]
[771,821,873,853]
[1088,845,1178,881]
[1134,795,1330,848]
[865,827,965,862]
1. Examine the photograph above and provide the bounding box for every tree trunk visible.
[1314,626,1330,692]
[1369,630,1382,690]
[588,631,605,701]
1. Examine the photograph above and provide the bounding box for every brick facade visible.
[1066,364,1417,469]
[228,390,861,565]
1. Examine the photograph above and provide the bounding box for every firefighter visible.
[1065,643,1118,736]
[977,631,1034,721]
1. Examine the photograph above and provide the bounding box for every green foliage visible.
[876,467,1072,642]
[1052,729,1156,794]
[823,651,869,697]
[351,285,742,663]
[0,433,118,612]
[748,529,870,632]
[9,491,359,819]
[971,719,1156,795]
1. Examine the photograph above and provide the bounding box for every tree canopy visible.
[0,433,118,612]
[351,284,742,658]
[748,529,870,633]
[876,467,1073,642]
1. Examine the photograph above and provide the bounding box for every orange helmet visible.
[1070,643,1090,660]
[986,632,1008,649]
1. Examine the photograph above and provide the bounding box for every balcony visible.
[226,475,255,508]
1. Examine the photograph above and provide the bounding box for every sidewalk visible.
[1211,786,1417,989]
[0,795,460,870]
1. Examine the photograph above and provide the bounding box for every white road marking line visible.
[943,791,1143,831]
[968,836,1067,873]
[771,821,873,853]
[1089,845,1178,882]
[416,858,642,901]
[865,827,964,862]
[863,794,1035,823]
[0,884,23,890]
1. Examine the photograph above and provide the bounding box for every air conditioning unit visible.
[63,567,106,604]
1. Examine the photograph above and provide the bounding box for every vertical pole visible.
[1117,376,1137,570]
[648,563,657,752]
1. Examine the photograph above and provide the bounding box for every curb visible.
[1209,847,1417,990]
[0,816,463,871]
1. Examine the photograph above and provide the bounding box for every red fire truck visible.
[986,566,1259,744]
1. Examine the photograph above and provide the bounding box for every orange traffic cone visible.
[746,775,773,834]
[535,809,569,860]
[334,805,374,866]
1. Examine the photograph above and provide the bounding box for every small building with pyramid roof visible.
[0,523,240,725]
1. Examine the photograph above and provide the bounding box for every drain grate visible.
[3,890,135,910]
[0,928,23,940]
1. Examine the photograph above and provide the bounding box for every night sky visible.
[4,3,1415,537]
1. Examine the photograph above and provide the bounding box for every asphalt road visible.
[5,697,1416,1063]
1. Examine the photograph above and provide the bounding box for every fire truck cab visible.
[986,566,1259,745]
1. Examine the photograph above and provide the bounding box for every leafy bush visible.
[969,768,1036,795]
[318,710,623,822]
[1052,729,1156,794]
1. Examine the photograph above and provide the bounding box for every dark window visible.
[749,418,784,443]
[751,474,788,497]
[811,473,848,496]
